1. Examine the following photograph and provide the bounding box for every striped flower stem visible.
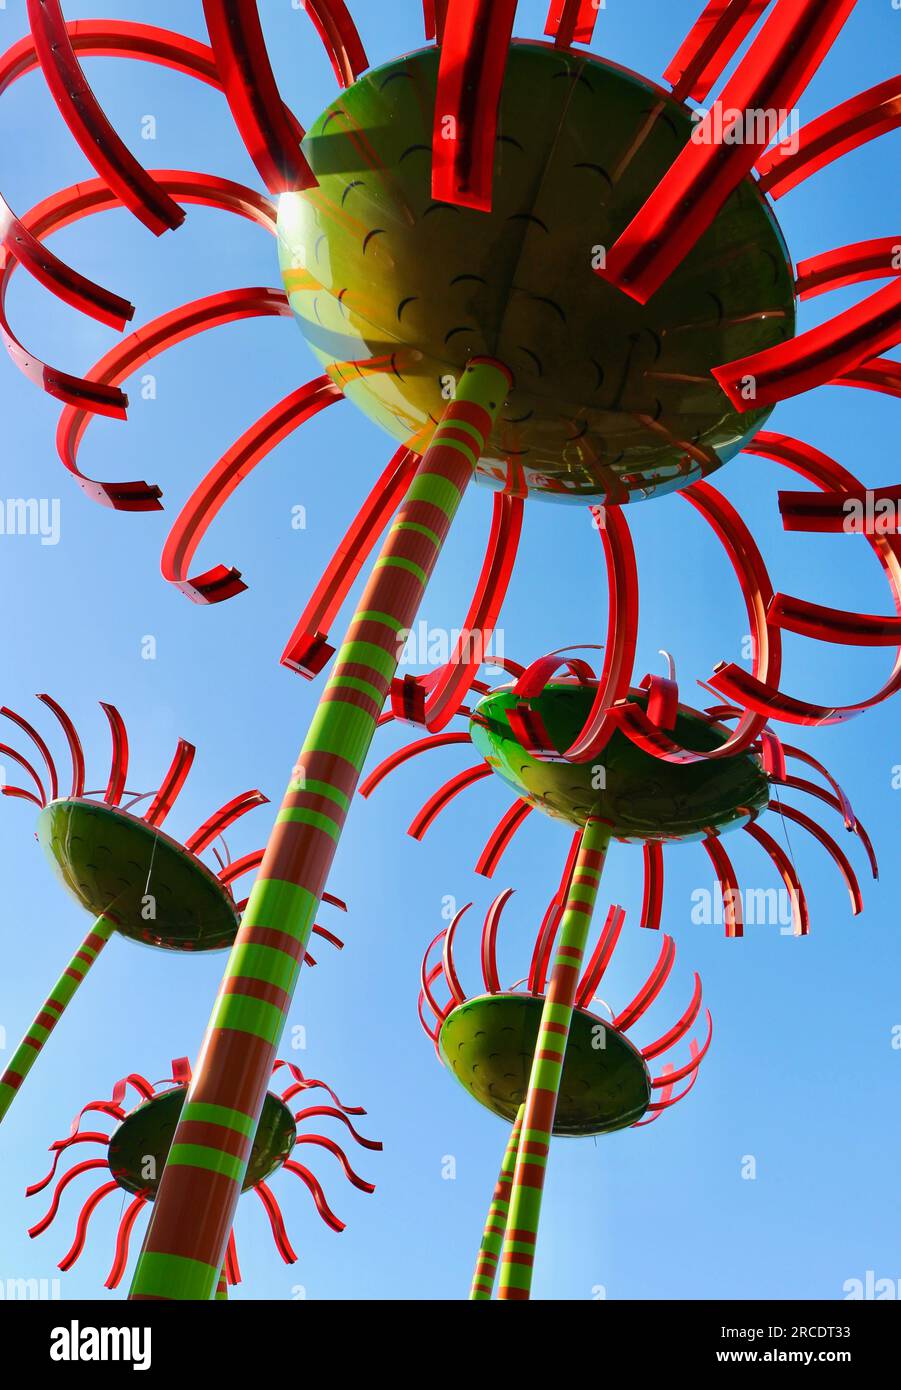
[470,1105,524,1300]
[129,358,512,1301]
[0,914,116,1123]
[214,1267,228,1301]
[497,817,610,1300]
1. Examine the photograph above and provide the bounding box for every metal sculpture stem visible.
[129,358,511,1300]
[0,914,116,1122]
[497,818,610,1300]
[470,1104,524,1300]
[214,1266,228,1301]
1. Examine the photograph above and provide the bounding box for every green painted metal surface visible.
[108,1087,296,1197]
[470,682,769,838]
[37,800,239,951]
[279,41,795,504]
[439,993,650,1136]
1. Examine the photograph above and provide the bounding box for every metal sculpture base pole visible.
[497,818,610,1300]
[0,913,116,1122]
[470,1104,524,1300]
[129,358,512,1300]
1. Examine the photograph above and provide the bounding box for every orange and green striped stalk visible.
[129,358,511,1301]
[470,1105,524,1300]
[214,1267,228,1301]
[498,818,610,1300]
[0,913,116,1122]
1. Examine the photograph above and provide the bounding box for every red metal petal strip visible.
[664,0,770,103]
[757,75,901,198]
[599,0,857,303]
[431,0,518,211]
[474,800,532,878]
[26,0,183,234]
[713,277,901,411]
[144,738,196,828]
[282,447,418,677]
[36,694,85,798]
[162,378,343,603]
[703,835,744,938]
[612,935,677,1031]
[408,764,492,840]
[200,0,315,194]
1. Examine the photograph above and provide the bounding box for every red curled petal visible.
[105,1194,148,1289]
[713,278,901,412]
[744,821,809,937]
[795,238,901,301]
[26,0,184,236]
[201,0,314,194]
[757,75,901,199]
[703,836,744,939]
[162,378,343,603]
[282,448,418,678]
[431,0,519,212]
[664,0,770,103]
[408,765,492,840]
[302,1,368,88]
[253,1181,299,1261]
[474,801,532,878]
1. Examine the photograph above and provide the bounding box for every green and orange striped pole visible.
[129,358,511,1300]
[470,1105,524,1300]
[497,817,610,1300]
[0,913,116,1122]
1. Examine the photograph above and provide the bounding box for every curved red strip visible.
[56,283,288,509]
[58,1180,119,1271]
[613,935,677,1031]
[474,801,532,878]
[480,888,514,993]
[0,741,46,806]
[28,1158,109,1238]
[201,0,315,194]
[664,0,770,103]
[713,277,901,411]
[703,836,744,938]
[36,694,85,798]
[441,902,471,1007]
[293,1134,374,1193]
[26,0,183,236]
[640,842,665,931]
[833,357,901,398]
[0,191,131,329]
[302,1,368,88]
[26,1133,109,1197]
[283,447,418,677]
[757,75,901,198]
[744,821,809,936]
[359,732,472,800]
[185,790,269,854]
[431,0,519,211]
[163,378,343,604]
[292,1106,382,1151]
[599,0,857,302]
[253,1180,299,1260]
[796,238,901,301]
[406,493,524,731]
[1,705,59,800]
[576,904,626,1010]
[407,764,492,840]
[282,1161,345,1234]
[144,738,196,828]
[642,973,703,1060]
[650,1010,713,1088]
[105,1193,148,1289]
[99,702,129,807]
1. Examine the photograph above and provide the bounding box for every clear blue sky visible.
[0,0,898,1300]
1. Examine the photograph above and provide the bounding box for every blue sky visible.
[0,0,898,1300]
